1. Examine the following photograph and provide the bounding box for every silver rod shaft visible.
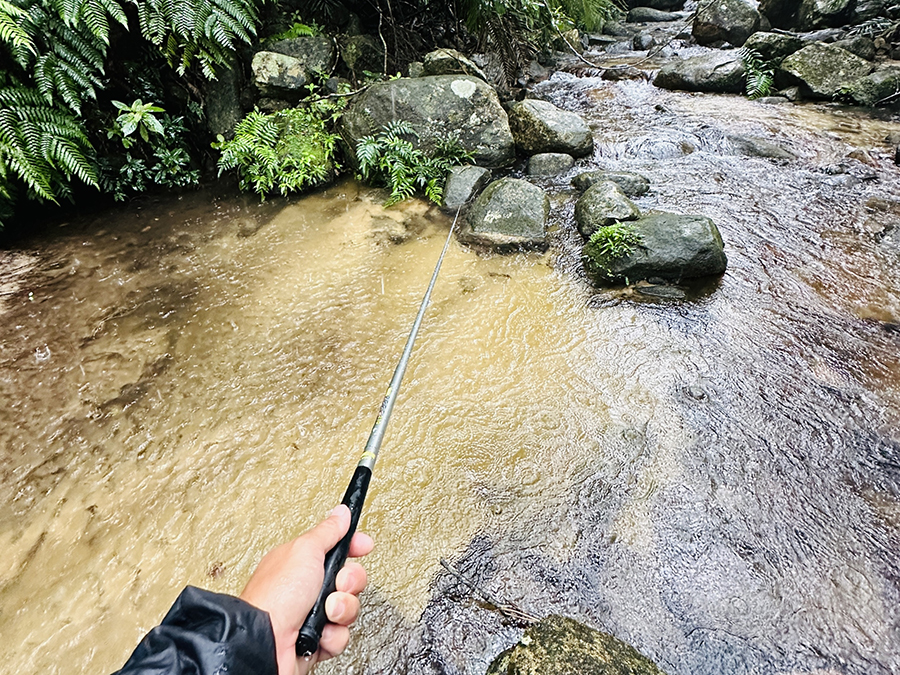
[357,209,460,470]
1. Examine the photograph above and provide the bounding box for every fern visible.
[0,0,35,53]
[135,0,262,78]
[740,47,774,100]
[214,99,346,199]
[356,122,473,206]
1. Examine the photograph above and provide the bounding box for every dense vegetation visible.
[0,0,617,230]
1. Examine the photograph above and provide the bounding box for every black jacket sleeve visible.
[112,586,278,675]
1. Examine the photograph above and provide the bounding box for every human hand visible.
[240,505,375,675]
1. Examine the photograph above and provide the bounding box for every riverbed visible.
[2,47,899,675]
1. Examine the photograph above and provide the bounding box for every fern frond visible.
[0,0,36,53]
[740,47,774,100]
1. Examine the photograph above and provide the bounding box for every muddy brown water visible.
[2,58,900,675]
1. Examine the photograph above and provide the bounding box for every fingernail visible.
[327,504,347,517]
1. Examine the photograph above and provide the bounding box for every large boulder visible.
[627,0,685,9]
[797,0,854,29]
[779,43,873,98]
[422,48,488,81]
[693,0,761,46]
[575,181,642,238]
[459,178,549,251]
[654,52,745,93]
[442,165,492,211]
[583,211,727,284]
[486,616,667,675]
[267,36,334,74]
[846,66,900,106]
[252,51,309,95]
[507,99,594,157]
[573,170,650,196]
[341,76,515,168]
[743,31,805,64]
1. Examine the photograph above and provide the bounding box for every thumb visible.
[303,504,351,553]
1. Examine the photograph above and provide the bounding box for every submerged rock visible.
[575,181,642,238]
[627,7,682,21]
[654,52,745,93]
[743,31,805,64]
[727,134,797,159]
[507,99,594,157]
[583,211,727,285]
[779,43,874,98]
[442,165,492,211]
[573,170,650,196]
[342,75,515,168]
[423,48,488,81]
[459,178,549,251]
[693,0,761,47]
[486,615,668,675]
[526,153,575,175]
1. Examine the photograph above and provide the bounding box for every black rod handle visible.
[296,465,372,657]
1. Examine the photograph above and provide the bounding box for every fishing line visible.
[296,206,462,656]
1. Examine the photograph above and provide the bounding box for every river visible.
[1,48,899,675]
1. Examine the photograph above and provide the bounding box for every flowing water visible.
[2,48,900,675]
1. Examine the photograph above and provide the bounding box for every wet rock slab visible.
[442,165,492,211]
[779,43,873,99]
[526,153,575,176]
[486,615,668,675]
[573,170,650,196]
[575,181,642,238]
[583,211,727,284]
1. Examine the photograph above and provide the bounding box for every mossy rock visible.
[487,615,667,675]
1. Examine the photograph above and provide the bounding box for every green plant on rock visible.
[214,99,346,199]
[586,221,642,274]
[356,121,473,206]
[740,47,774,100]
[110,99,166,146]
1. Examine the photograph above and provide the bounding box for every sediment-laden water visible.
[1,53,899,675]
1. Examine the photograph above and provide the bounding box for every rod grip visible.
[296,465,372,657]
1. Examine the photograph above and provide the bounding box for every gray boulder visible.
[846,66,900,106]
[575,181,642,238]
[459,178,549,251]
[422,48,488,81]
[584,211,727,284]
[797,0,854,29]
[654,52,745,93]
[527,153,575,175]
[486,616,667,675]
[628,7,682,21]
[573,170,650,196]
[204,66,243,138]
[507,99,594,157]
[634,33,657,50]
[693,0,761,46]
[342,76,515,168]
[832,36,877,60]
[341,35,384,76]
[627,0,685,9]
[758,0,799,27]
[743,31,805,64]
[442,165,492,211]
[267,36,334,75]
[779,43,874,98]
[252,51,309,94]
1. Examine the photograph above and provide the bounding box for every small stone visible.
[459,178,550,252]
[628,7,681,21]
[526,153,575,175]
[408,61,424,78]
[422,48,488,81]
[575,181,642,239]
[633,33,656,50]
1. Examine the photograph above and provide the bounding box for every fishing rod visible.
[296,207,461,657]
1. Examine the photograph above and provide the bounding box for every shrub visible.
[355,121,472,206]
